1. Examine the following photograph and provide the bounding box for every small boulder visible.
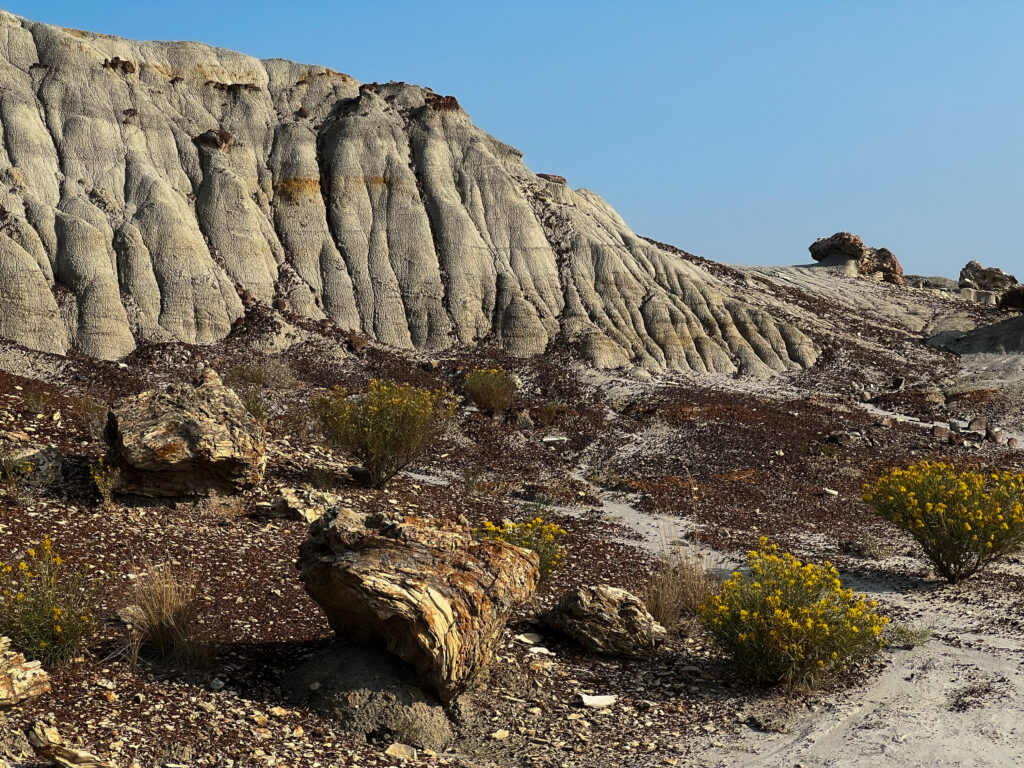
[270,486,341,524]
[0,446,61,487]
[1,637,50,707]
[106,370,266,496]
[544,585,666,657]
[298,509,538,702]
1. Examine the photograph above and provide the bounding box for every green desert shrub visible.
[699,538,887,688]
[864,462,1024,583]
[476,516,566,582]
[0,538,96,665]
[313,379,457,488]
[464,367,517,414]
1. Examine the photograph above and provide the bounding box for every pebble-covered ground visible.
[1,294,1023,768]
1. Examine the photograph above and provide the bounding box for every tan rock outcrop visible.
[0,637,50,708]
[106,370,266,496]
[298,509,539,702]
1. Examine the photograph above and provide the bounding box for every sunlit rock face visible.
[0,12,817,376]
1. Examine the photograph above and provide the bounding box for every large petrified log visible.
[298,508,539,702]
[106,370,266,496]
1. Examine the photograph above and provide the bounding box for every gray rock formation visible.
[0,12,816,376]
[106,369,267,496]
[950,316,1024,356]
[544,585,666,657]
[285,643,455,751]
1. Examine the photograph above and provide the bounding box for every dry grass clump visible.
[123,562,209,668]
[464,367,517,415]
[0,538,96,665]
[66,395,108,441]
[312,379,457,488]
[642,543,720,631]
[224,359,295,390]
[535,401,569,429]
[238,390,271,422]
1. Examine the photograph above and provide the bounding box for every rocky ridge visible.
[0,12,817,377]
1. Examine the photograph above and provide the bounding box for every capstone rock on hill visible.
[808,232,904,285]
[0,11,816,377]
[959,260,1019,293]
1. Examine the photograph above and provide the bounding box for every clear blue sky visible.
[7,1,1023,277]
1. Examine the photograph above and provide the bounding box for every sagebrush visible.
[700,538,887,688]
[0,538,96,665]
[312,379,457,488]
[864,462,1024,583]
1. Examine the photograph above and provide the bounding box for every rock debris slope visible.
[0,12,817,375]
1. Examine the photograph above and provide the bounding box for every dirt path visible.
[558,474,1024,768]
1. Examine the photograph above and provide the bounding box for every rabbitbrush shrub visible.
[476,517,566,582]
[699,538,887,688]
[463,367,517,414]
[864,462,1024,583]
[313,379,457,488]
[0,538,96,665]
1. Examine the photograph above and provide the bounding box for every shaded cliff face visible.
[0,12,817,376]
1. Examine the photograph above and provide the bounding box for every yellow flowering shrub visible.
[313,380,457,488]
[864,462,1024,583]
[90,457,121,507]
[0,538,96,665]
[699,539,887,687]
[464,367,517,415]
[476,517,567,582]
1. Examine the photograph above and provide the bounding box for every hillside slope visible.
[0,11,817,375]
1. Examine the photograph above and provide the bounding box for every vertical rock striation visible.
[0,12,817,375]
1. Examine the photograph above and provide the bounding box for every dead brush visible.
[643,534,721,632]
[122,562,209,668]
